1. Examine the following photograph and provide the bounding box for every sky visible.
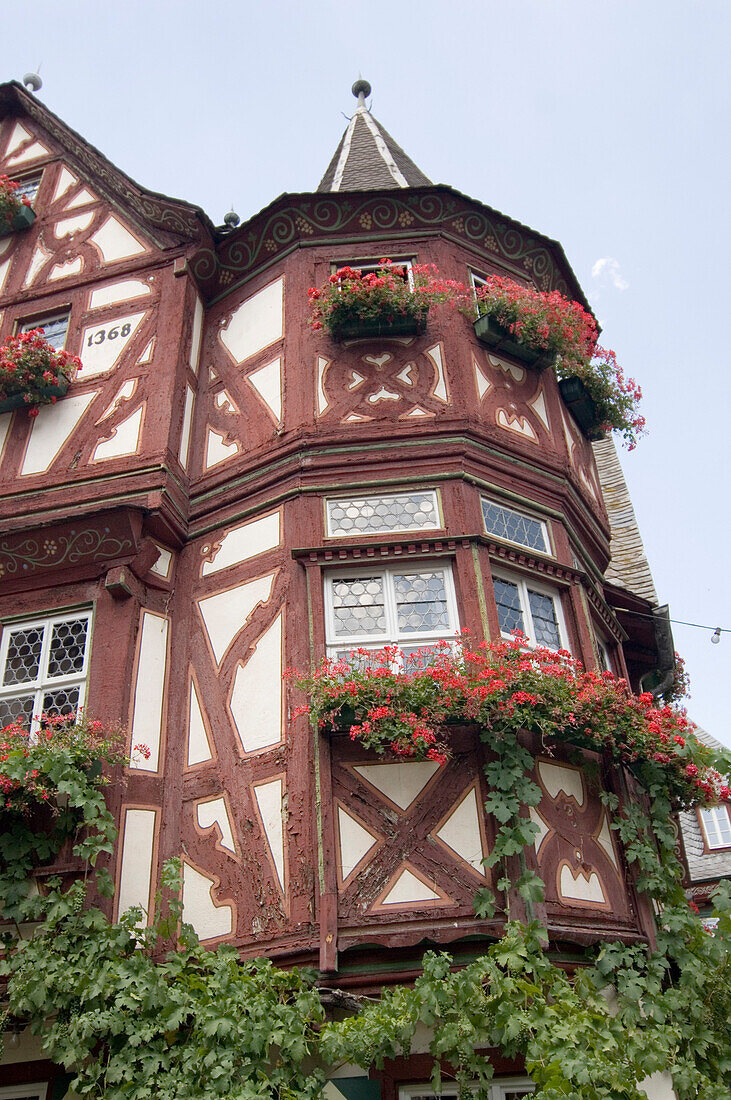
[9,0,731,745]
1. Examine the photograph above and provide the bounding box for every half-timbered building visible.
[0,77,683,1099]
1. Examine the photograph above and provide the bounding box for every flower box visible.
[473,314,556,371]
[0,379,69,415]
[558,376,605,440]
[330,311,427,342]
[0,205,35,237]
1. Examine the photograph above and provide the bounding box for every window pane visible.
[47,618,89,678]
[3,626,44,685]
[528,589,561,649]
[482,500,547,553]
[327,491,439,536]
[42,684,81,718]
[394,571,449,633]
[494,577,524,636]
[23,314,69,350]
[0,694,35,727]
[331,576,386,637]
[14,177,40,203]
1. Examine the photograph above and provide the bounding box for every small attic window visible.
[20,311,70,350]
[13,174,42,206]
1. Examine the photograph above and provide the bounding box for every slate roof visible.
[318,104,432,193]
[592,436,658,604]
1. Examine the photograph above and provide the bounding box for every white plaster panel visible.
[93,406,143,461]
[189,296,204,374]
[435,787,486,875]
[489,352,525,383]
[338,807,378,881]
[353,761,439,810]
[90,216,147,263]
[400,406,431,419]
[78,312,146,379]
[6,138,50,166]
[4,121,33,157]
[178,386,195,470]
[474,355,491,400]
[220,277,283,364]
[538,761,585,806]
[49,256,84,281]
[150,543,173,580]
[596,811,620,870]
[182,862,232,939]
[89,279,150,310]
[559,864,606,904]
[55,211,95,238]
[65,187,96,208]
[638,1071,678,1099]
[129,612,168,771]
[197,798,236,853]
[187,678,212,765]
[253,778,285,890]
[229,614,282,752]
[138,339,154,364]
[98,379,137,422]
[529,388,551,432]
[0,257,11,295]
[529,806,551,856]
[425,344,448,402]
[23,242,52,287]
[0,415,11,460]
[381,868,439,905]
[52,166,78,200]
[197,572,275,665]
[317,356,329,414]
[497,410,537,440]
[21,392,97,476]
[247,357,282,421]
[201,511,280,576]
[205,428,240,468]
[117,808,156,920]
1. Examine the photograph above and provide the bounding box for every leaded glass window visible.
[13,175,41,204]
[492,573,566,651]
[482,498,549,554]
[21,312,70,350]
[325,563,459,657]
[326,490,440,537]
[0,610,92,732]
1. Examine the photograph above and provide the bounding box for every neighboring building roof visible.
[680,726,731,885]
[318,80,432,193]
[592,436,658,604]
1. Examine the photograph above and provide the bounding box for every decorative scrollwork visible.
[0,526,134,579]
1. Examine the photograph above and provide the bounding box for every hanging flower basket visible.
[308,260,463,342]
[473,314,556,370]
[0,175,35,238]
[559,376,605,440]
[0,330,80,417]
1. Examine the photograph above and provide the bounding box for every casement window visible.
[0,609,93,732]
[324,562,459,664]
[399,1080,534,1100]
[595,634,613,674]
[12,174,42,205]
[481,497,551,554]
[699,805,731,850]
[492,571,568,651]
[20,311,70,350]
[326,489,441,537]
[0,1086,48,1100]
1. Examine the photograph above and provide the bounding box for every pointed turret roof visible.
[317,80,432,193]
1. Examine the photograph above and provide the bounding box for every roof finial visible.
[351,78,371,108]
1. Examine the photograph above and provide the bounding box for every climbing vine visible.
[1,654,730,1100]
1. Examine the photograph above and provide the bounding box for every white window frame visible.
[331,256,416,289]
[0,608,93,734]
[20,310,70,350]
[594,631,614,674]
[491,568,569,652]
[399,1079,534,1100]
[481,496,551,555]
[324,560,460,660]
[699,805,731,850]
[325,489,442,538]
